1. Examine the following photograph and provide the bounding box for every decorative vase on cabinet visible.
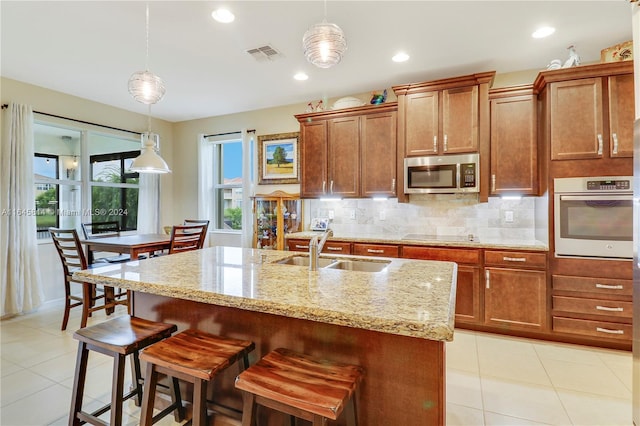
[252,191,302,250]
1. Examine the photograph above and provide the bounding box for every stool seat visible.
[235,348,363,422]
[139,329,255,426]
[70,316,177,426]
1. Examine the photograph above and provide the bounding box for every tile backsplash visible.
[306,194,545,241]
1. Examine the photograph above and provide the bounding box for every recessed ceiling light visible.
[294,72,309,81]
[212,8,235,23]
[532,26,555,38]
[392,52,410,62]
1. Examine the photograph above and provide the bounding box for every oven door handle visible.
[558,195,633,201]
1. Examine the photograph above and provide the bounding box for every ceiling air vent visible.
[246,44,283,62]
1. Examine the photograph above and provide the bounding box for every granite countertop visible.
[73,246,457,342]
[286,231,548,251]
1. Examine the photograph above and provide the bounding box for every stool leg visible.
[311,416,328,426]
[192,378,208,426]
[344,397,357,426]
[169,377,185,422]
[139,362,158,426]
[240,392,257,426]
[130,352,143,406]
[69,342,89,426]
[110,354,126,426]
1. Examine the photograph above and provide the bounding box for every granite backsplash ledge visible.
[305,195,547,243]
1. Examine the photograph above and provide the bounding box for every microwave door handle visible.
[456,163,461,189]
[559,195,633,201]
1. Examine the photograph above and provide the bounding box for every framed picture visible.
[257,132,300,184]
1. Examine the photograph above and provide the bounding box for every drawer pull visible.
[367,249,385,254]
[485,270,490,289]
[595,305,623,312]
[295,244,309,249]
[503,256,526,262]
[595,283,623,290]
[596,327,624,335]
[326,246,343,251]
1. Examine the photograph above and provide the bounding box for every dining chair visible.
[81,221,131,263]
[183,219,210,248]
[49,228,130,330]
[168,224,208,254]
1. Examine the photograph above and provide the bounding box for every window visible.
[90,150,139,231]
[33,123,141,239]
[213,140,243,230]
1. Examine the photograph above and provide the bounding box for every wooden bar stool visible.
[235,348,364,426]
[139,329,255,426]
[69,315,177,426]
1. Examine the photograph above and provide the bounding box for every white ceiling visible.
[1,1,634,123]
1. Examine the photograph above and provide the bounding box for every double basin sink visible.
[276,255,390,272]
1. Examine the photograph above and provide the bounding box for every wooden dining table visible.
[83,233,171,265]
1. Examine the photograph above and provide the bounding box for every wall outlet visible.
[379,210,386,221]
[328,210,334,219]
[349,209,356,220]
[505,210,514,223]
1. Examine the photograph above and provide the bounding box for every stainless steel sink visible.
[277,255,390,272]
[324,259,390,272]
[277,256,336,267]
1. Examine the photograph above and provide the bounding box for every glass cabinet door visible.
[255,199,278,249]
[282,199,302,236]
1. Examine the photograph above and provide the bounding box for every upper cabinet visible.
[534,61,634,176]
[296,103,398,199]
[393,71,495,202]
[489,85,541,196]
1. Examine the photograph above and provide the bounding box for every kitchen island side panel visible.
[133,291,446,425]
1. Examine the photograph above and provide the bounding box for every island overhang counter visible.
[74,246,457,425]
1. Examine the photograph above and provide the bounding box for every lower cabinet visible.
[353,243,400,257]
[484,267,547,331]
[286,238,352,254]
[402,246,482,325]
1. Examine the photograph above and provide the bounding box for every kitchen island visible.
[74,246,457,425]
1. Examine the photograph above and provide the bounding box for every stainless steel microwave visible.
[404,153,479,194]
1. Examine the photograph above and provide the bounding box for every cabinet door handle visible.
[597,134,603,156]
[595,283,623,290]
[443,134,448,152]
[367,249,385,254]
[503,256,526,262]
[326,246,343,251]
[295,244,309,249]
[330,180,334,194]
[485,270,490,289]
[596,305,624,312]
[491,174,496,192]
[612,133,618,155]
[433,135,438,152]
[322,181,326,194]
[596,327,624,335]
[391,178,396,192]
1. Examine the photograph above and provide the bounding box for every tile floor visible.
[1,299,634,425]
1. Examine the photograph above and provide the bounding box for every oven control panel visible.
[586,179,631,191]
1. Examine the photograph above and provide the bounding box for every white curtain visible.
[0,103,44,317]
[137,173,160,234]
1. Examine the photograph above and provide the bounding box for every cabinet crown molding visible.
[295,102,397,122]
[392,71,496,95]
[533,60,634,92]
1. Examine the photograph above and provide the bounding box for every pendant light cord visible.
[145,2,150,71]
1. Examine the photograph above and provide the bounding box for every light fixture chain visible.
[147,104,152,134]
[145,2,150,71]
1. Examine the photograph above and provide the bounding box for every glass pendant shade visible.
[128,70,166,104]
[303,21,347,68]
[130,132,171,173]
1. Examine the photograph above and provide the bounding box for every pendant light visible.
[128,3,165,104]
[302,1,347,68]
[130,106,171,174]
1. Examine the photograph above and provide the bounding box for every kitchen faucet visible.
[309,229,333,271]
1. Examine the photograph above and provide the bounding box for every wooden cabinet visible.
[286,238,352,254]
[489,85,540,196]
[552,273,632,343]
[393,71,495,202]
[353,243,399,258]
[484,250,547,331]
[402,246,482,325]
[533,61,634,170]
[253,192,303,250]
[296,103,397,199]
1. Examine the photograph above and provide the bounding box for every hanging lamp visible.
[128,3,165,104]
[130,106,171,174]
[302,1,347,68]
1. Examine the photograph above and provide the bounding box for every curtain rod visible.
[203,129,256,138]
[2,103,141,135]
